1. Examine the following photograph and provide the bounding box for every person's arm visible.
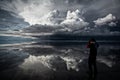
[95,42,99,48]
[87,41,90,48]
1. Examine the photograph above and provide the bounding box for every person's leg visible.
[88,59,94,80]
[88,59,93,74]
[93,60,97,74]
[92,60,97,80]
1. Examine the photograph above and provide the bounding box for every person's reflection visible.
[87,38,99,80]
[88,72,97,80]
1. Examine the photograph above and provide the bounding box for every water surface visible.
[0,36,120,80]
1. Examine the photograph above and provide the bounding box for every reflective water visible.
[0,36,120,80]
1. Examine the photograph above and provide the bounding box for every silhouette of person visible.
[87,38,99,79]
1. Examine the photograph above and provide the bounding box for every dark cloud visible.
[0,0,120,34]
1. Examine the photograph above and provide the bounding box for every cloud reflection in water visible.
[19,45,118,73]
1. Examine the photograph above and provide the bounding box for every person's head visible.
[89,38,96,43]
[91,38,96,42]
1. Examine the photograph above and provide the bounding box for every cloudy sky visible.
[0,0,120,35]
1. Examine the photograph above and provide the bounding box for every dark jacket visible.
[87,41,99,60]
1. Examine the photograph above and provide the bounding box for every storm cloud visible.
[0,0,120,34]
[1,0,120,24]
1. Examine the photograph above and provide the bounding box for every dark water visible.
[0,36,120,80]
[0,36,33,44]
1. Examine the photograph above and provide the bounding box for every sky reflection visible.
[0,41,120,80]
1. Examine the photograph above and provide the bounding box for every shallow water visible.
[0,36,120,80]
[0,36,34,44]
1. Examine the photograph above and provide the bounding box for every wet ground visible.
[0,36,120,80]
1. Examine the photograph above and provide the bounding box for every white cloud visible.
[108,22,116,26]
[20,54,83,71]
[38,10,60,25]
[0,0,85,26]
[61,9,89,28]
[23,9,89,33]
[97,56,115,67]
[0,0,54,25]
[94,14,116,26]
[19,54,115,72]
[62,56,82,71]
